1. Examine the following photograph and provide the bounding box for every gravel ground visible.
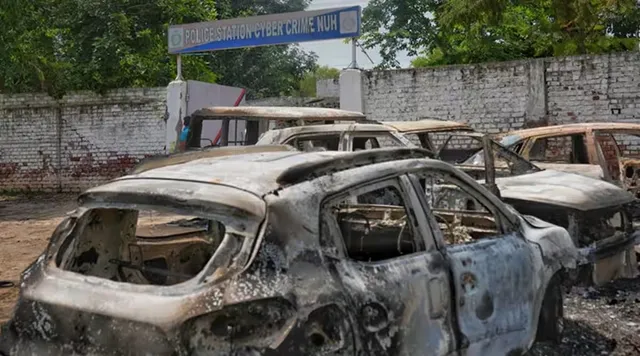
[529,277,640,356]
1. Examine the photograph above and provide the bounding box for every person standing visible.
[177,116,191,152]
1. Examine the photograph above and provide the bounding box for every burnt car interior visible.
[438,134,541,180]
[420,172,501,244]
[528,134,589,164]
[284,132,403,152]
[598,132,640,189]
[326,175,502,263]
[290,134,341,151]
[56,208,229,286]
[521,131,640,192]
[331,184,423,262]
[404,131,482,162]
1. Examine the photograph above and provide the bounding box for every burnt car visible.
[181,106,373,150]
[255,118,469,154]
[256,121,640,285]
[1,146,578,356]
[437,132,640,285]
[379,119,476,161]
[255,122,413,151]
[494,123,640,197]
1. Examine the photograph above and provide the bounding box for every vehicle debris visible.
[255,120,640,286]
[438,132,640,286]
[495,123,640,198]
[1,147,578,356]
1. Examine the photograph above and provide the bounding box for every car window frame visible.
[283,132,344,151]
[319,176,437,264]
[406,169,518,250]
[525,132,591,164]
[344,131,405,151]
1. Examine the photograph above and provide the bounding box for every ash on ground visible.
[529,276,640,356]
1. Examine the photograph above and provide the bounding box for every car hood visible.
[534,162,605,181]
[494,170,634,211]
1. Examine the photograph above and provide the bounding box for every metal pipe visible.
[176,55,184,81]
[349,38,358,68]
[220,119,230,146]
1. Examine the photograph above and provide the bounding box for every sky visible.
[299,0,414,69]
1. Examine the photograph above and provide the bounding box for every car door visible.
[320,176,457,356]
[407,169,541,355]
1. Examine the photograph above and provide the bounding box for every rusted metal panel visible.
[494,169,635,211]
[132,144,297,174]
[191,106,367,120]
[534,162,604,180]
[497,122,640,141]
[381,119,473,133]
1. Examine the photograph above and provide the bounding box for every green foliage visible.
[0,0,318,99]
[206,44,317,99]
[0,0,217,97]
[297,65,340,97]
[361,0,640,68]
[204,0,318,99]
[360,0,439,68]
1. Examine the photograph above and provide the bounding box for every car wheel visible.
[535,273,564,344]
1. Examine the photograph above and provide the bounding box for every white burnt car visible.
[1,147,578,356]
[257,121,640,285]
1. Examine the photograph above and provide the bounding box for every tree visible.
[360,0,440,68]
[0,0,319,98]
[0,0,219,97]
[360,0,640,68]
[204,0,319,99]
[297,65,340,97]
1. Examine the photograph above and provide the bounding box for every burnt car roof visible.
[191,106,367,121]
[381,119,473,133]
[497,123,640,140]
[131,145,297,174]
[256,123,398,145]
[111,148,433,199]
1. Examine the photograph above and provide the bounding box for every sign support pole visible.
[349,38,358,69]
[176,54,184,81]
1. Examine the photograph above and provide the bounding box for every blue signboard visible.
[168,6,361,54]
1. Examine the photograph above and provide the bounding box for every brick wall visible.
[0,88,167,192]
[316,79,340,98]
[362,52,640,131]
[546,53,640,124]
[363,61,533,132]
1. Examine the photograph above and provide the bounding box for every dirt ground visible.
[1,194,639,355]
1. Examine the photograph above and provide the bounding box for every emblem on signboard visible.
[339,11,358,34]
[168,28,184,49]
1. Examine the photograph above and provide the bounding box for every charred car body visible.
[437,132,640,285]
[494,123,640,197]
[1,147,578,356]
[255,120,640,285]
[180,106,372,149]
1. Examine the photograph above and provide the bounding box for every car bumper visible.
[578,230,640,263]
[577,230,640,285]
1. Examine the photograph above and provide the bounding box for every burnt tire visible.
[535,273,564,344]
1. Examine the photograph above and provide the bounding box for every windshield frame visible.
[443,134,542,174]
